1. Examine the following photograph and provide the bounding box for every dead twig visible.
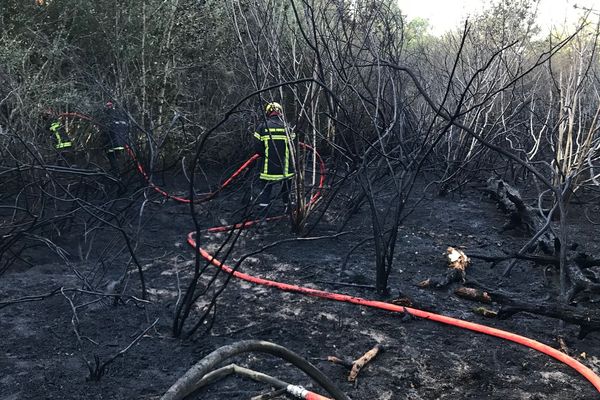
[0,286,151,310]
[348,345,382,382]
[88,317,159,381]
[327,344,383,383]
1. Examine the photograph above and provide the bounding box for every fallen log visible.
[498,301,600,339]
[574,252,600,269]
[454,287,492,303]
[455,285,600,338]
[469,252,559,266]
[468,251,600,301]
[481,179,600,296]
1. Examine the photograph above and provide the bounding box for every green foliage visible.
[405,17,430,40]
[473,0,540,43]
[0,0,598,170]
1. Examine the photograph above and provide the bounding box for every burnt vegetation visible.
[1,0,600,399]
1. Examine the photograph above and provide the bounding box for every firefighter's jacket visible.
[253,115,295,181]
[101,109,130,152]
[49,120,72,150]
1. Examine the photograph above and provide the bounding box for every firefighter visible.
[252,102,296,211]
[100,101,130,177]
[44,111,76,166]
[49,118,72,151]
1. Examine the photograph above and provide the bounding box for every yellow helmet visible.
[265,102,282,115]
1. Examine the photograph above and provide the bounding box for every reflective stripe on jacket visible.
[253,116,296,181]
[50,121,72,150]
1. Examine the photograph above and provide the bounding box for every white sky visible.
[397,0,599,36]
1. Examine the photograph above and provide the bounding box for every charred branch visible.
[455,285,600,338]
[327,344,384,383]
[498,301,600,339]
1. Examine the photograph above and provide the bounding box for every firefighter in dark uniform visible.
[253,102,295,211]
[100,101,130,177]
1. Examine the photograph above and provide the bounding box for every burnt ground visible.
[1,171,600,400]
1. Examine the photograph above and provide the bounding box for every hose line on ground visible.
[128,136,600,394]
[187,231,600,393]
[196,363,332,400]
[160,340,347,400]
[126,146,260,204]
[128,142,324,205]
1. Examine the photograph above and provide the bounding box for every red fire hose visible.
[61,111,600,395]
[187,230,600,393]
[126,147,260,204]
[128,142,322,205]
[126,133,600,394]
[183,152,600,395]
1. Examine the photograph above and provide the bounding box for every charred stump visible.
[418,247,470,289]
[484,178,554,254]
[566,255,600,301]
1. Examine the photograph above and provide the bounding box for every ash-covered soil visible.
[1,175,599,400]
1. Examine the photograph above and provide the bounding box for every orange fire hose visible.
[305,391,331,400]
[128,142,322,205]
[65,111,600,395]
[126,146,260,204]
[187,231,600,393]
[125,130,600,394]
[181,147,600,395]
